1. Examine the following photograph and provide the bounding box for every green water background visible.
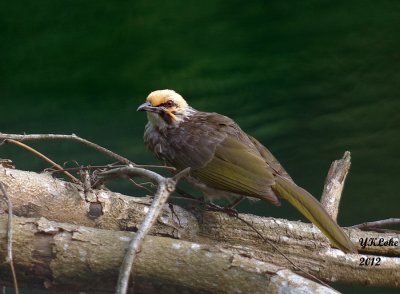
[1,1,399,292]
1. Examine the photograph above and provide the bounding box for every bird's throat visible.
[147,111,171,130]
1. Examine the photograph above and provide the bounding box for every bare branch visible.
[4,139,79,183]
[351,218,400,230]
[133,164,176,172]
[0,132,133,165]
[96,166,166,183]
[113,167,190,294]
[0,215,340,293]
[1,166,399,288]
[0,167,199,239]
[234,214,334,291]
[321,151,351,221]
[4,132,397,292]
[116,179,170,293]
[0,182,19,294]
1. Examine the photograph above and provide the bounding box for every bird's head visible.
[137,89,193,129]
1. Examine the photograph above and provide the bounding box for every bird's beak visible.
[137,102,161,113]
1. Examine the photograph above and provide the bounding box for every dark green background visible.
[1,1,399,293]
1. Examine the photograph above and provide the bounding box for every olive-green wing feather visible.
[247,135,293,182]
[193,136,281,205]
[274,176,357,253]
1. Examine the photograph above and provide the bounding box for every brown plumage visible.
[138,89,357,253]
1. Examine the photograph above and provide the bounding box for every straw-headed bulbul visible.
[137,89,357,253]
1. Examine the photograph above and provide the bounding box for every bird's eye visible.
[165,100,174,108]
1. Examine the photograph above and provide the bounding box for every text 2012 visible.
[359,257,381,266]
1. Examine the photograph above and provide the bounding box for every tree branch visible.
[4,139,79,183]
[112,167,190,294]
[350,218,400,231]
[0,215,340,293]
[0,166,199,240]
[0,182,19,294]
[320,151,351,221]
[0,133,132,165]
[1,167,399,288]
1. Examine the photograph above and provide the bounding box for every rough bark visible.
[320,151,351,221]
[0,167,399,290]
[0,167,198,240]
[0,215,339,293]
[199,212,400,287]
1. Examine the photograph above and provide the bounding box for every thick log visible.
[0,215,338,293]
[0,167,399,289]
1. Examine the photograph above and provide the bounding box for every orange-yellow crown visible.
[146,89,188,109]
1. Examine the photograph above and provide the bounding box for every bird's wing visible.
[247,135,293,182]
[191,115,281,205]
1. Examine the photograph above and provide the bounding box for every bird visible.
[137,89,357,253]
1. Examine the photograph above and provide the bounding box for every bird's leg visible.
[205,202,238,217]
[226,196,245,209]
[205,196,244,217]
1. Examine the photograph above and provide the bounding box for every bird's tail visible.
[273,176,357,253]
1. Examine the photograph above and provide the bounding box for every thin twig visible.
[0,182,19,294]
[95,165,171,188]
[127,178,154,193]
[46,163,121,173]
[350,218,400,230]
[111,167,190,294]
[355,228,400,234]
[48,164,175,174]
[118,180,171,294]
[81,170,97,202]
[3,139,80,183]
[0,133,133,165]
[134,164,176,172]
[202,201,335,290]
[320,151,351,221]
[169,195,204,204]
[234,215,334,290]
